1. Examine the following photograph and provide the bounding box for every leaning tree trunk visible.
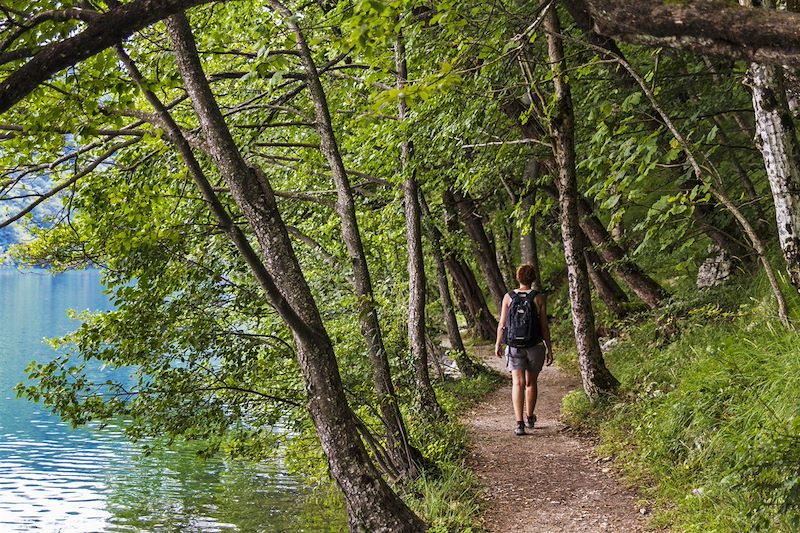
[445,188,508,308]
[575,194,669,309]
[587,10,792,326]
[539,183,669,310]
[441,190,501,339]
[503,96,667,309]
[433,249,484,378]
[544,5,619,399]
[419,192,483,378]
[165,14,426,532]
[445,254,499,340]
[742,0,800,292]
[396,33,445,420]
[581,231,630,318]
[272,0,438,478]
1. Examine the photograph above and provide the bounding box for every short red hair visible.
[516,264,536,287]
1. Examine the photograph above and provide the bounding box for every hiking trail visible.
[463,344,649,532]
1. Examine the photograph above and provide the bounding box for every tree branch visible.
[0,138,138,229]
[586,0,800,66]
[0,0,223,114]
[0,8,101,54]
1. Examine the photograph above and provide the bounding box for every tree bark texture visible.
[576,195,668,309]
[545,6,619,399]
[442,192,500,340]
[593,16,793,326]
[444,188,507,309]
[445,254,499,341]
[419,193,482,378]
[270,0,436,481]
[581,231,630,318]
[539,184,668,310]
[496,225,516,289]
[434,250,482,377]
[583,0,800,67]
[114,47,313,338]
[502,96,668,309]
[166,14,426,532]
[396,35,445,420]
[0,0,218,114]
[742,1,800,291]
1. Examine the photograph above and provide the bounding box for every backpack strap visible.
[512,290,537,302]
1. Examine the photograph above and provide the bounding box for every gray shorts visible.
[506,343,545,373]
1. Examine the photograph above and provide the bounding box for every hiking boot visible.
[514,422,525,436]
[525,414,537,429]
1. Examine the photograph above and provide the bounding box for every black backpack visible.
[504,290,542,348]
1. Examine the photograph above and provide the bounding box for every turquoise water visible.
[0,269,345,532]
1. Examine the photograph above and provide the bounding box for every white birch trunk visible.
[748,62,800,291]
[742,0,800,292]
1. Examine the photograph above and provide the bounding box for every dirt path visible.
[463,345,648,532]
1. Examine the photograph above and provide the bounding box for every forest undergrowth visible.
[290,366,504,533]
[560,270,800,532]
[403,371,502,532]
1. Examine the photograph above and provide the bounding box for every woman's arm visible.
[535,293,553,366]
[495,294,510,358]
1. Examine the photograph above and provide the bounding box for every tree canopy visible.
[3,0,800,529]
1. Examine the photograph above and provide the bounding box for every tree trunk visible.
[419,192,483,378]
[518,194,539,272]
[583,0,800,67]
[589,15,792,326]
[396,34,445,420]
[271,0,434,480]
[406,177,443,418]
[503,94,668,309]
[581,231,630,318]
[0,0,220,114]
[441,193,499,340]
[445,188,508,308]
[545,5,619,399]
[539,184,669,310]
[445,255,499,341]
[165,13,426,532]
[497,224,516,288]
[743,0,800,292]
[532,177,627,316]
[435,254,484,377]
[575,195,669,309]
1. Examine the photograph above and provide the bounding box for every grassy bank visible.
[291,363,503,532]
[561,274,800,531]
[404,368,503,532]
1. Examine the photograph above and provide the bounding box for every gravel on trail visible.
[463,345,650,533]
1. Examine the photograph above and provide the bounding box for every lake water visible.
[0,269,345,532]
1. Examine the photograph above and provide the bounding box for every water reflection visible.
[0,269,345,532]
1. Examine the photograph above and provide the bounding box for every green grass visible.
[561,272,800,531]
[406,462,484,533]
[400,361,502,532]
